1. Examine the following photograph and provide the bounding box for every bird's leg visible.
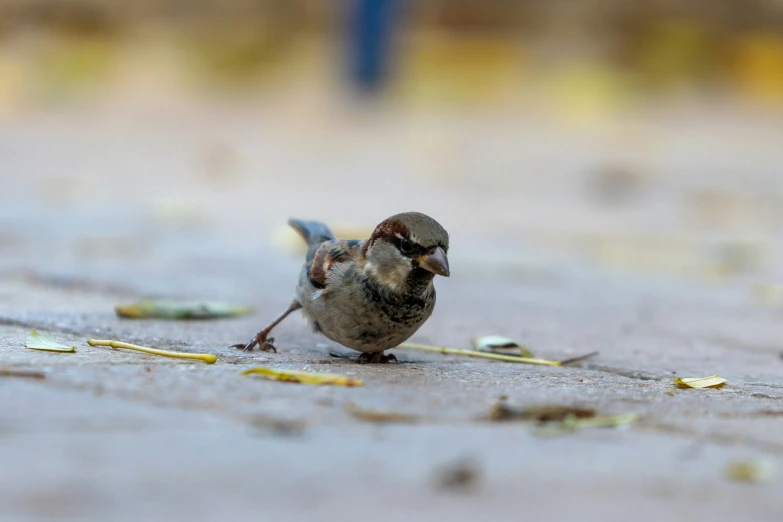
[232,300,302,352]
[357,351,398,364]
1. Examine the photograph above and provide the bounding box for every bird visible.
[231,212,450,363]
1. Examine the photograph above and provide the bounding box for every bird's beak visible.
[418,247,450,277]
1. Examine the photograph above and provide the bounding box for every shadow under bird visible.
[231,212,450,363]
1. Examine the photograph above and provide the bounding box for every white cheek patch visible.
[365,259,410,290]
[391,262,410,284]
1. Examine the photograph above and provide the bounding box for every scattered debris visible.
[0,368,46,379]
[724,459,777,484]
[488,402,596,423]
[486,399,635,436]
[87,339,218,364]
[241,367,363,386]
[115,300,254,320]
[434,457,482,491]
[533,413,638,437]
[24,329,76,352]
[346,403,421,424]
[674,375,727,389]
[247,414,306,437]
[471,335,535,358]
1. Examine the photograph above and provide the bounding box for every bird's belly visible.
[302,294,432,353]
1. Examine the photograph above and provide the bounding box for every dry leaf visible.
[471,335,535,358]
[488,402,596,422]
[25,330,76,352]
[115,300,254,319]
[674,375,727,389]
[87,339,217,364]
[346,403,421,423]
[241,367,363,387]
[724,459,777,483]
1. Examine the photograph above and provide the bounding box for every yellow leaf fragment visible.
[725,459,777,484]
[25,330,76,352]
[471,335,535,358]
[569,413,638,429]
[115,300,254,320]
[87,339,217,364]
[241,367,363,387]
[674,375,727,389]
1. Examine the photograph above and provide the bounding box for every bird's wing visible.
[306,239,365,289]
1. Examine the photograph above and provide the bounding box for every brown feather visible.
[308,239,364,289]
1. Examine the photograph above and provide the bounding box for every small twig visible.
[559,351,600,366]
[399,343,562,366]
[87,339,217,364]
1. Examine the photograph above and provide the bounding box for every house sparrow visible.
[231,212,450,363]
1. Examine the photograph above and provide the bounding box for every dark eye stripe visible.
[392,236,426,257]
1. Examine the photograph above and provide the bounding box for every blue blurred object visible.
[349,0,399,93]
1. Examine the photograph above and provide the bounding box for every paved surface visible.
[2,101,783,521]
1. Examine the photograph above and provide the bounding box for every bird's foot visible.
[357,351,398,364]
[230,333,276,353]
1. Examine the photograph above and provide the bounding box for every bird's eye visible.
[399,238,414,254]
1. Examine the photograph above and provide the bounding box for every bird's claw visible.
[231,334,276,353]
[357,352,398,364]
[258,337,277,353]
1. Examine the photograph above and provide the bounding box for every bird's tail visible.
[288,218,335,248]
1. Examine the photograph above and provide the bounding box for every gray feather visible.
[288,218,335,248]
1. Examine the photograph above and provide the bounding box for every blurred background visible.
[2,0,783,300]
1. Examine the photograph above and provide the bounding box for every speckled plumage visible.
[232,212,450,362]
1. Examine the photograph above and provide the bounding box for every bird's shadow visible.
[327,349,425,365]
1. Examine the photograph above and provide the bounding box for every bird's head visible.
[363,212,450,291]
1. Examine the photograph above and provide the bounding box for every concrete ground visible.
[1,101,783,521]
